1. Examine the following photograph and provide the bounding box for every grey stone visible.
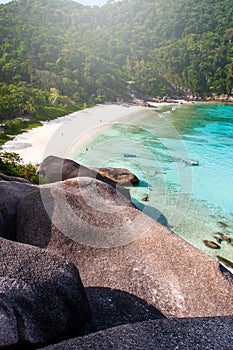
[75,287,164,337]
[38,155,139,185]
[37,155,99,183]
[0,172,32,183]
[0,211,4,235]
[0,180,37,239]
[17,177,133,248]
[17,178,233,319]
[37,155,131,199]
[41,316,233,350]
[91,167,139,185]
[43,287,164,345]
[0,237,91,347]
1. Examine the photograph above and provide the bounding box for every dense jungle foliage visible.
[0,0,232,122]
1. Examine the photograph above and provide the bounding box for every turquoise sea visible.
[72,103,233,272]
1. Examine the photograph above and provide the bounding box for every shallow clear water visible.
[72,103,233,272]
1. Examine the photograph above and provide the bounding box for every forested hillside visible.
[0,0,232,121]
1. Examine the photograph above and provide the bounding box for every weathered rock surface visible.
[0,237,91,347]
[37,155,100,183]
[91,167,139,185]
[0,179,37,239]
[0,173,32,183]
[203,240,221,249]
[17,178,233,319]
[17,177,133,248]
[41,316,233,350]
[76,287,164,337]
[45,287,164,345]
[38,155,137,188]
[217,255,233,269]
[0,212,4,234]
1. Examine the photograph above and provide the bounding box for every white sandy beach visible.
[2,104,145,165]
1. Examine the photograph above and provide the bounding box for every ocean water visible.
[72,103,233,272]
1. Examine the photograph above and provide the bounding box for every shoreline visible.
[2,104,146,165]
[1,100,228,166]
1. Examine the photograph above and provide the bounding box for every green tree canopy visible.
[0,0,232,118]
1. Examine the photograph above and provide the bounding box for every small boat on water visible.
[183,160,199,166]
[124,153,137,158]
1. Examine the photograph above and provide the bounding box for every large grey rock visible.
[17,178,233,319]
[17,177,133,248]
[44,287,164,344]
[91,167,139,185]
[0,172,32,183]
[37,155,100,183]
[38,155,139,185]
[0,212,4,234]
[75,287,164,337]
[0,180,37,239]
[0,237,91,347]
[37,155,132,198]
[41,316,233,350]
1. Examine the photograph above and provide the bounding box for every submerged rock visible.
[217,256,233,269]
[203,240,221,249]
[222,235,231,243]
[214,236,222,244]
[17,178,233,319]
[217,221,228,228]
[214,231,223,236]
[141,194,149,201]
[0,237,91,347]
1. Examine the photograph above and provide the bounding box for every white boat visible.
[183,160,199,166]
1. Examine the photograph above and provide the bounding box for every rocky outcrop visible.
[17,177,133,249]
[217,256,233,269]
[203,240,221,249]
[41,316,233,350]
[17,177,233,319]
[0,212,4,234]
[91,167,139,185]
[37,155,101,183]
[38,155,137,188]
[0,237,91,347]
[0,179,37,240]
[1,160,232,347]
[0,173,32,183]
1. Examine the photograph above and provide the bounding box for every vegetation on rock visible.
[0,152,45,183]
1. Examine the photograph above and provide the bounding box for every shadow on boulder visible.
[77,287,164,335]
[0,237,91,348]
[38,287,165,347]
[0,178,37,240]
